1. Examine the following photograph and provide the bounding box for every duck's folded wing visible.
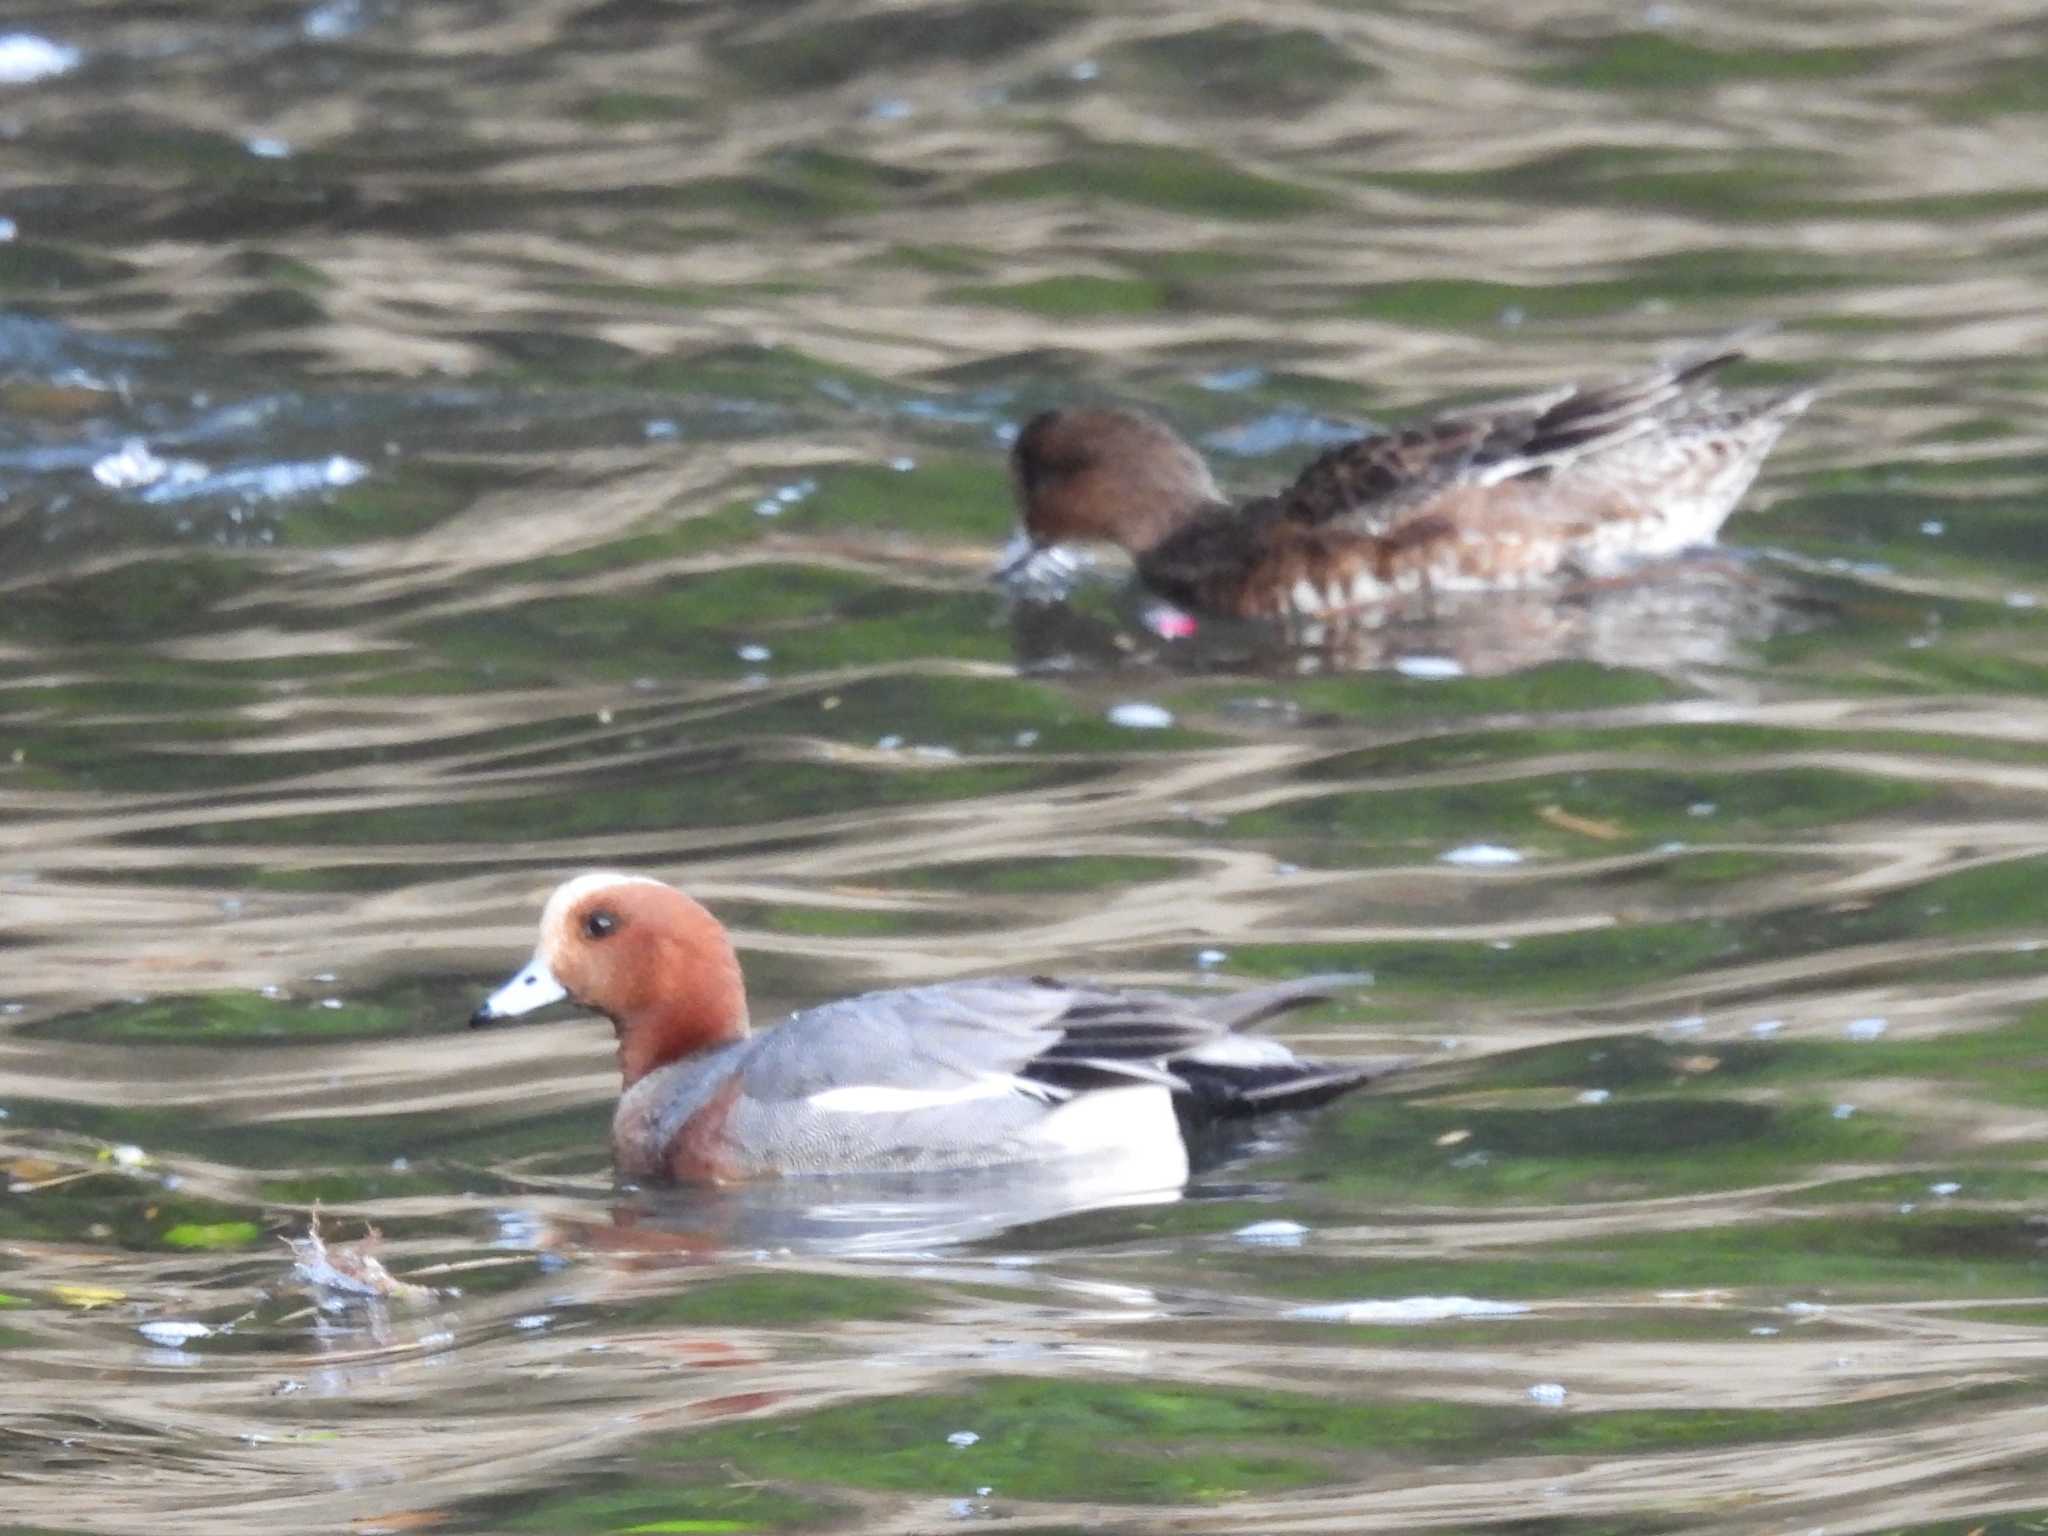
[1461,345,1750,483]
[1278,418,1500,534]
[741,977,1349,1105]
[1283,343,1757,535]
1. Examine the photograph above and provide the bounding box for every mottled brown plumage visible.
[1006,340,1814,622]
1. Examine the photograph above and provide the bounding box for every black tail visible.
[1176,974,1396,1119]
[1176,1057,1397,1121]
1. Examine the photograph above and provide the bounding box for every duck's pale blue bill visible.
[991,527,1090,596]
[469,953,567,1027]
[989,528,1042,581]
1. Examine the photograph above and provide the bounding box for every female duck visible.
[1002,340,1813,621]
[470,873,1383,1184]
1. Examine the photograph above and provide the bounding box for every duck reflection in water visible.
[1005,545,1821,680]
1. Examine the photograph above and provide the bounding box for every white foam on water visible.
[1440,844,1522,867]
[0,35,81,84]
[1107,702,1174,730]
[1394,655,1465,680]
[1289,1296,1530,1324]
[1234,1220,1309,1246]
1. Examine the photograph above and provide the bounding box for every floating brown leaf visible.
[1537,804,1627,841]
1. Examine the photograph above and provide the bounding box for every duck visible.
[998,337,1814,622]
[468,872,1387,1185]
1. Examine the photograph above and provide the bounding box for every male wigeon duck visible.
[1000,337,1814,621]
[469,873,1385,1185]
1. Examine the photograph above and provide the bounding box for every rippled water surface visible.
[5,2,2048,1531]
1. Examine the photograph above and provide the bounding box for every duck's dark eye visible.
[583,910,618,940]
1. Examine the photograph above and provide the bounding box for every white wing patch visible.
[807,1074,1065,1115]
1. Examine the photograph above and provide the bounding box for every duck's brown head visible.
[469,873,749,1088]
[1006,408,1224,561]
